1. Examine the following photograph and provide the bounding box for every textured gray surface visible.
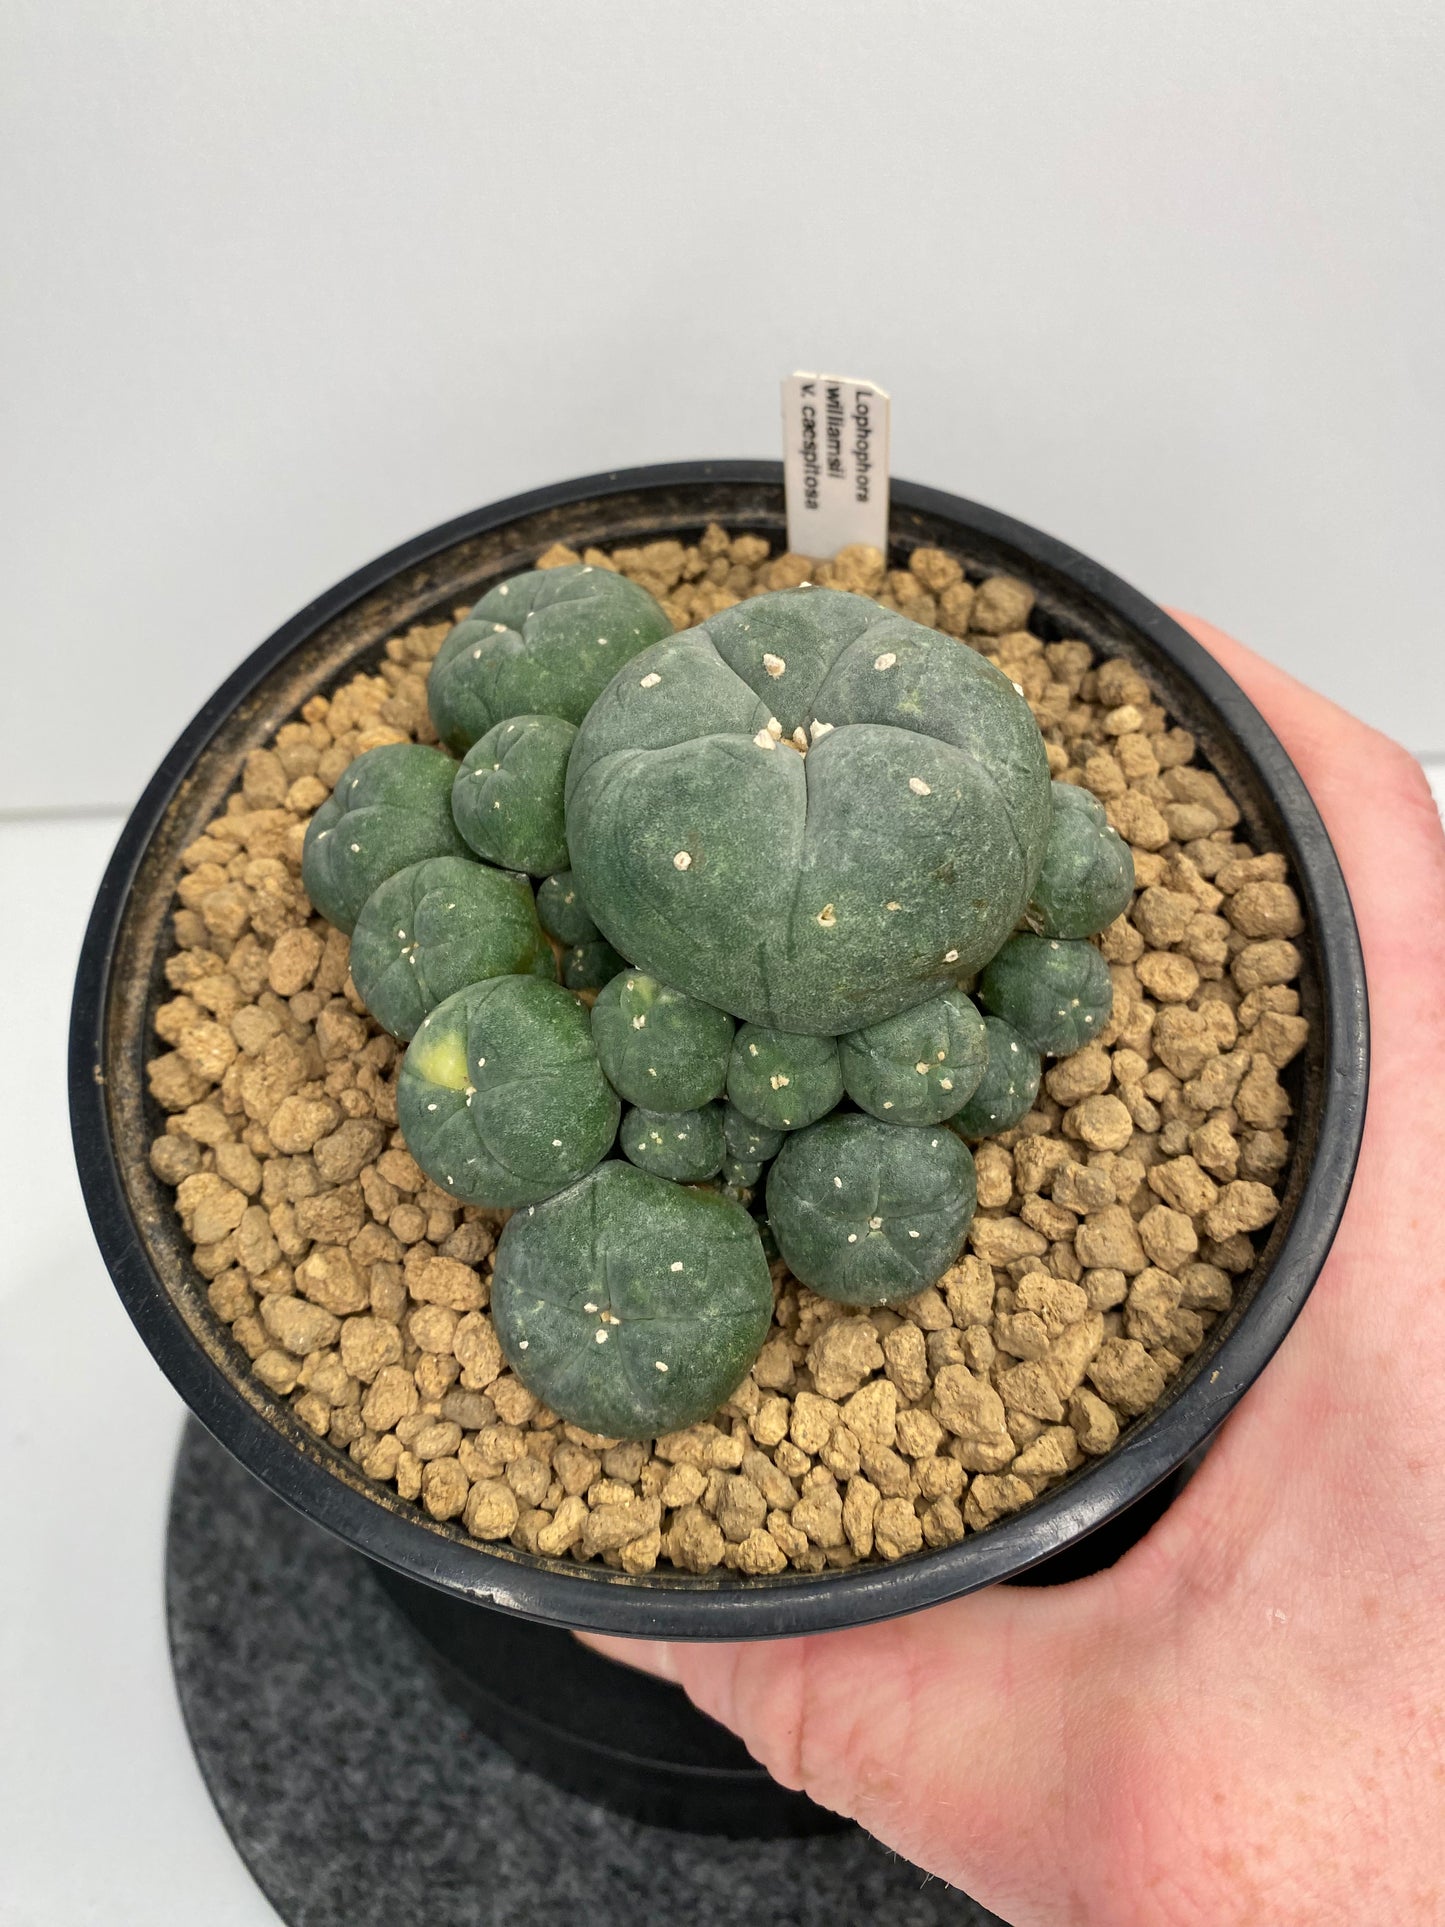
[167,1423,1005,1927]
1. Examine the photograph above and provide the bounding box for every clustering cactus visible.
[451,714,575,876]
[349,856,553,1040]
[428,565,673,753]
[299,562,1130,1442]
[491,1161,774,1439]
[1025,782,1135,939]
[978,933,1114,1056]
[301,743,469,932]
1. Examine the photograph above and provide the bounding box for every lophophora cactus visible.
[296,559,1129,1442]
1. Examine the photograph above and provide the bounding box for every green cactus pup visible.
[348,856,553,1041]
[948,1016,1042,1139]
[765,1113,977,1306]
[491,1161,774,1439]
[397,976,619,1208]
[451,713,575,876]
[722,1101,784,1166]
[620,1103,726,1182]
[1025,782,1135,939]
[838,987,989,1126]
[723,1154,764,1189]
[726,1025,843,1133]
[591,970,735,1112]
[566,587,1052,1033]
[536,869,600,946]
[428,565,673,753]
[978,933,1114,1057]
[301,743,469,933]
[562,938,629,993]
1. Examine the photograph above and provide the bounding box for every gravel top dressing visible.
[146,527,1305,1577]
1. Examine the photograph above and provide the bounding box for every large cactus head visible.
[348,855,553,1040]
[397,975,619,1207]
[301,743,469,933]
[765,1112,977,1305]
[428,565,673,753]
[565,588,1052,1034]
[491,1161,774,1439]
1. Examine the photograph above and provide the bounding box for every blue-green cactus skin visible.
[591,971,735,1113]
[562,938,628,992]
[427,565,673,753]
[566,588,1052,1033]
[348,855,553,1040]
[451,713,575,877]
[978,934,1114,1057]
[536,869,600,946]
[1025,782,1135,939]
[838,987,989,1126]
[491,1161,773,1439]
[765,1113,977,1306]
[301,744,469,934]
[396,976,619,1208]
[948,1016,1043,1138]
[619,1103,726,1182]
[722,1102,785,1166]
[726,1025,843,1133]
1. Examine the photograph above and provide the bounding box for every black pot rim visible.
[69,460,1369,1640]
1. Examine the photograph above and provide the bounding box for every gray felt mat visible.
[167,1422,1007,1927]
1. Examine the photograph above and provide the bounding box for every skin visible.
[582,614,1445,1926]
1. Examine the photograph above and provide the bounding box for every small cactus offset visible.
[765,1113,977,1305]
[536,869,600,945]
[292,563,1154,1449]
[949,1015,1042,1139]
[301,743,469,933]
[428,565,672,753]
[451,714,575,877]
[722,1102,784,1166]
[491,1162,774,1439]
[726,1025,844,1133]
[620,1102,726,1182]
[591,970,735,1112]
[348,855,553,1040]
[1025,782,1135,939]
[561,938,628,992]
[838,987,989,1126]
[397,976,619,1207]
[978,933,1114,1056]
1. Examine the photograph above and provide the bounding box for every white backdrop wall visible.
[4,0,1441,813]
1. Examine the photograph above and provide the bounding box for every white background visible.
[2,4,1442,1921]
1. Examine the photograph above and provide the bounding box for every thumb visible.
[582,1567,1132,1902]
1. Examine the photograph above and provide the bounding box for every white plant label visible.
[781,371,891,559]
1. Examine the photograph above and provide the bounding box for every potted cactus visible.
[290,563,1150,1442]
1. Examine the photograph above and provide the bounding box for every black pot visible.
[69,462,1368,1647]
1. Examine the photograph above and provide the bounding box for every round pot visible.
[69,461,1369,1641]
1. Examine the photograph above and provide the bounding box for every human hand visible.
[584,615,1445,1927]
